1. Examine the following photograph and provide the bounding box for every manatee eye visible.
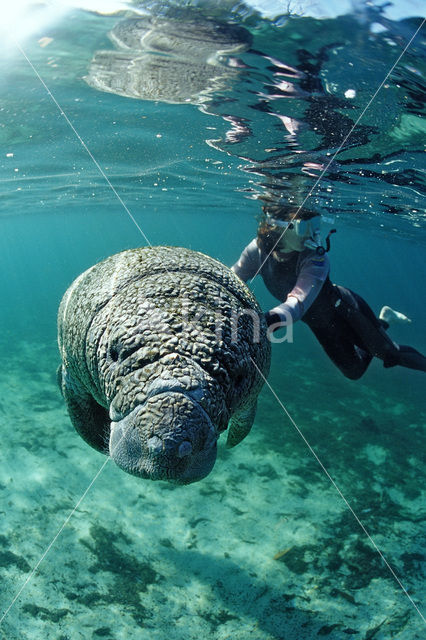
[109,344,140,363]
[109,346,119,362]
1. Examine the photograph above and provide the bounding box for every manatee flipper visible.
[58,365,109,453]
[226,399,257,448]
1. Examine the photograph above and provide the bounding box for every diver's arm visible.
[231,239,261,282]
[267,253,330,325]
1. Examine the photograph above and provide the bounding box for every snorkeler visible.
[232,205,426,379]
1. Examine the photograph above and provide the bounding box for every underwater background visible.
[0,1,425,638]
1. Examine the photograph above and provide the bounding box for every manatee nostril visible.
[147,436,193,458]
[147,435,163,454]
[177,441,193,458]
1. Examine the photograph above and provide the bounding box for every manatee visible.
[58,246,270,484]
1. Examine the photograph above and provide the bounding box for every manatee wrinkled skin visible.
[58,246,270,484]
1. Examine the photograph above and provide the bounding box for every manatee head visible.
[59,247,270,484]
[95,287,263,483]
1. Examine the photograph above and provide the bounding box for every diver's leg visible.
[337,287,426,373]
[383,345,426,372]
[308,321,372,380]
[336,287,397,358]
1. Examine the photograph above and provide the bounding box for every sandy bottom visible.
[0,335,424,639]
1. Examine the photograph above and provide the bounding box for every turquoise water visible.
[0,1,425,638]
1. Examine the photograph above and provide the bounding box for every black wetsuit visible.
[232,239,426,379]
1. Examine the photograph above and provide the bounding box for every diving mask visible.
[266,215,322,252]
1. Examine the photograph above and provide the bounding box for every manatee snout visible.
[109,391,218,484]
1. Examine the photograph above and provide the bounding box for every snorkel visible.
[318,228,337,255]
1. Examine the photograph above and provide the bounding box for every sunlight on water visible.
[0,1,425,639]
